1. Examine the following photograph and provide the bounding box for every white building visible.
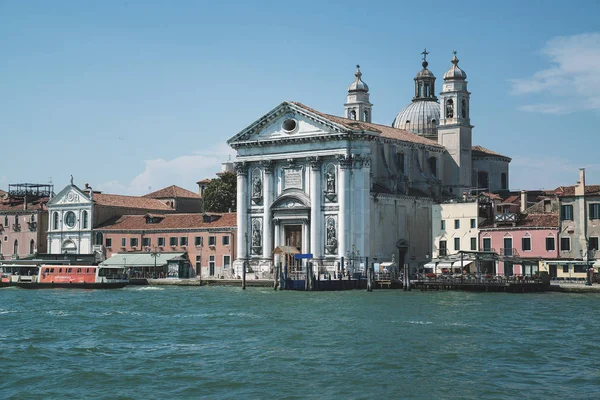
[46,180,174,256]
[227,53,511,276]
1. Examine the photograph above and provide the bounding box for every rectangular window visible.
[121,238,126,247]
[441,220,446,230]
[195,236,203,246]
[590,204,600,220]
[589,237,599,251]
[180,237,188,246]
[522,237,531,251]
[563,265,569,273]
[470,237,476,251]
[222,235,230,246]
[482,238,491,252]
[158,237,165,247]
[546,237,555,251]
[106,238,112,248]
[560,237,570,251]
[574,265,587,273]
[209,236,216,246]
[454,237,460,251]
[439,240,447,256]
[170,237,178,246]
[223,255,231,268]
[561,205,573,221]
[143,237,151,247]
[470,219,476,229]
[454,219,460,229]
[130,238,139,247]
[503,237,513,256]
[209,255,215,276]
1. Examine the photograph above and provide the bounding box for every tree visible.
[202,172,236,212]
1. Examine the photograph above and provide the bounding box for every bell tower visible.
[438,51,472,194]
[344,65,372,122]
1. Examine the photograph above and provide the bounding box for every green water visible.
[1,286,598,399]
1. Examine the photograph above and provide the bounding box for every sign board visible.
[294,253,313,260]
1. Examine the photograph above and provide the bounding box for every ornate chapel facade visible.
[228,53,511,275]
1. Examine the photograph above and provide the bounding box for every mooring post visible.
[242,260,246,290]
[273,263,278,290]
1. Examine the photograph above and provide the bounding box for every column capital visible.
[337,155,353,170]
[309,156,323,171]
[235,162,248,175]
[261,160,275,174]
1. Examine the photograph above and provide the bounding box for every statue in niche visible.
[446,99,454,118]
[252,223,261,247]
[252,174,262,199]
[326,170,336,193]
[326,219,337,248]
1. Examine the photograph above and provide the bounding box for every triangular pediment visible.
[227,101,350,146]
[47,185,92,207]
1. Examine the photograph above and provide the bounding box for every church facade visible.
[227,52,510,275]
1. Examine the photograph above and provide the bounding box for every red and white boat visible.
[13,264,128,289]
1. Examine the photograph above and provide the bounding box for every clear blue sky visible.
[1,0,599,195]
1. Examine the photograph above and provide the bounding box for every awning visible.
[436,262,453,270]
[379,261,396,268]
[101,252,186,267]
[452,260,474,268]
[423,262,437,269]
[272,246,300,255]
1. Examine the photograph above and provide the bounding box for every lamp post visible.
[150,247,160,279]
[580,248,596,286]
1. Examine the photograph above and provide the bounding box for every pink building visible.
[0,184,51,260]
[95,212,236,278]
[480,213,559,276]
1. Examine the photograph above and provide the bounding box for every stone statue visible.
[252,175,262,198]
[326,171,336,193]
[326,219,337,247]
[446,100,454,118]
[252,224,261,247]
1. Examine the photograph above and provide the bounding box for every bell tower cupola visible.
[344,65,372,122]
[438,51,473,195]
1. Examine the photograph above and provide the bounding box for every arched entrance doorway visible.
[61,240,77,254]
[271,190,311,266]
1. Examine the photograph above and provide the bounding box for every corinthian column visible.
[310,157,322,260]
[235,162,248,265]
[262,161,274,263]
[338,155,351,261]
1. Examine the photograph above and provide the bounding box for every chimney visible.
[575,168,586,196]
[520,190,527,213]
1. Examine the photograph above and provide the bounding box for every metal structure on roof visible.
[7,183,54,199]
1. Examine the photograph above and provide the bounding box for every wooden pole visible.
[242,233,247,290]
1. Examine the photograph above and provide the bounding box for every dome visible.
[416,60,435,78]
[392,100,440,139]
[348,65,369,92]
[443,52,467,80]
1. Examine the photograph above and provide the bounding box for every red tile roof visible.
[96,212,236,230]
[144,185,201,199]
[292,102,444,148]
[0,197,48,212]
[518,213,559,227]
[93,193,173,210]
[472,145,511,160]
[480,192,502,201]
[553,185,600,196]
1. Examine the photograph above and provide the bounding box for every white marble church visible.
[227,51,510,275]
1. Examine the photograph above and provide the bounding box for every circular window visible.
[282,119,297,133]
[64,211,76,228]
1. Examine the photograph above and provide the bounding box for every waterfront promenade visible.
[137,276,600,293]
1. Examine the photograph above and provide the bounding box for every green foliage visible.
[203,172,237,212]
